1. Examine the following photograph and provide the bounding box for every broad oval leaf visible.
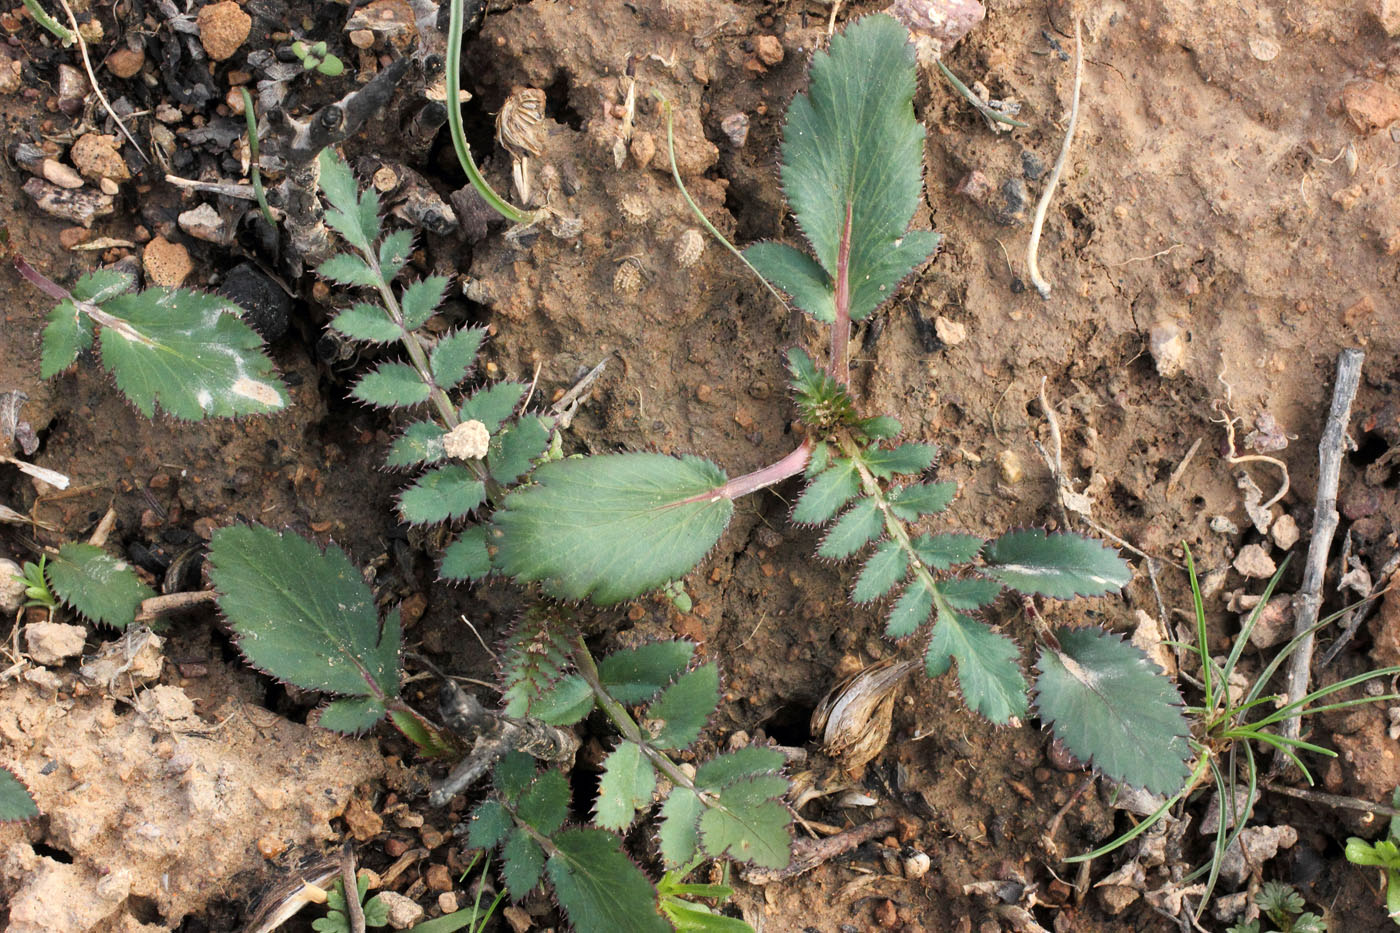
[439,526,492,582]
[886,578,934,638]
[460,382,526,432]
[430,326,486,390]
[889,482,957,521]
[47,542,154,630]
[852,538,907,604]
[982,528,1131,599]
[502,826,545,900]
[912,532,982,569]
[402,276,449,330]
[925,608,1027,723]
[330,303,403,343]
[398,465,485,524]
[492,453,733,605]
[743,241,835,323]
[516,769,571,836]
[468,799,511,850]
[698,776,791,869]
[378,229,414,281]
[598,641,696,704]
[488,415,550,486]
[658,787,704,869]
[863,443,936,479]
[1034,627,1192,796]
[938,577,1003,610]
[595,740,657,831]
[41,299,94,378]
[208,525,399,710]
[386,421,447,469]
[643,663,719,750]
[97,290,288,419]
[546,829,670,933]
[0,767,39,822]
[695,746,786,790]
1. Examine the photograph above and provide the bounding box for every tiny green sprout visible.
[658,860,752,932]
[1346,787,1400,925]
[662,580,693,614]
[16,556,57,612]
[313,872,388,933]
[1226,880,1326,933]
[290,40,346,77]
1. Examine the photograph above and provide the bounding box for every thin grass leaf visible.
[46,542,154,630]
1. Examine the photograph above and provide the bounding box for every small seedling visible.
[314,872,388,933]
[15,555,58,612]
[1225,881,1326,933]
[13,544,154,630]
[658,861,750,932]
[1346,787,1400,925]
[290,40,345,77]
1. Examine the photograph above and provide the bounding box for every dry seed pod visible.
[674,228,704,267]
[811,658,916,774]
[618,193,651,225]
[496,87,546,159]
[613,257,643,295]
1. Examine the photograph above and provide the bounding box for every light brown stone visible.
[71,134,130,183]
[1341,79,1400,134]
[142,235,193,287]
[197,1,251,61]
[106,46,145,79]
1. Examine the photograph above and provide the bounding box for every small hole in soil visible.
[127,895,165,926]
[31,842,74,864]
[542,73,584,131]
[760,702,815,747]
[1349,431,1388,467]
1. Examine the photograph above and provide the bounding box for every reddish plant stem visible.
[674,439,812,507]
[828,203,853,385]
[13,257,68,301]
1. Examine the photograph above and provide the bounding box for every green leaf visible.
[386,421,447,468]
[331,303,403,343]
[460,382,526,432]
[488,415,550,486]
[698,776,791,868]
[599,641,696,704]
[852,539,906,603]
[547,829,670,933]
[1346,837,1400,869]
[886,579,933,638]
[317,149,368,244]
[857,415,902,440]
[352,362,432,408]
[889,482,957,521]
[398,465,485,524]
[1034,627,1192,796]
[516,770,570,835]
[938,578,1002,610]
[643,663,719,749]
[208,526,399,711]
[440,526,492,582]
[494,751,537,800]
[46,542,154,630]
[492,453,733,605]
[695,747,785,790]
[528,673,595,726]
[911,532,982,569]
[363,895,389,928]
[402,276,449,331]
[791,461,858,525]
[595,741,657,831]
[777,14,940,322]
[805,440,831,478]
[743,242,834,323]
[658,788,703,868]
[863,443,936,479]
[817,497,883,559]
[70,268,134,303]
[95,290,288,419]
[0,767,39,822]
[662,901,754,933]
[502,827,545,899]
[431,327,486,390]
[982,529,1132,599]
[41,300,94,377]
[318,253,381,289]
[925,608,1026,723]
[378,229,414,282]
[318,696,388,734]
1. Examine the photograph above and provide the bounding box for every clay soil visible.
[4,0,1400,930]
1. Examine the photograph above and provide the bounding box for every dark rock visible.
[220,263,291,342]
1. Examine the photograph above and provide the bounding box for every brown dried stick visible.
[1277,348,1364,750]
[740,817,896,884]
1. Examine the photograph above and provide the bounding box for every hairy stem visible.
[710,440,813,501]
[829,204,853,385]
[15,256,155,347]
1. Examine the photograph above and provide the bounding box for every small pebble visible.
[1270,514,1299,550]
[349,29,376,49]
[425,863,452,892]
[1149,321,1186,378]
[934,316,966,346]
[437,892,459,913]
[1233,543,1276,579]
[42,159,84,189]
[106,45,145,78]
[197,0,252,61]
[378,891,423,930]
[997,449,1023,484]
[142,235,193,287]
[720,112,749,148]
[903,851,931,879]
[178,203,226,245]
[755,35,784,66]
[23,622,87,666]
[629,131,656,169]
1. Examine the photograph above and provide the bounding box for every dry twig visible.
[1026,15,1083,299]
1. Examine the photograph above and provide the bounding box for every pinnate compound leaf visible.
[546,829,670,933]
[41,300,94,377]
[46,542,154,630]
[398,466,485,524]
[516,769,570,835]
[208,525,399,711]
[925,608,1026,723]
[97,290,288,419]
[863,443,936,479]
[742,242,835,323]
[386,421,446,468]
[401,276,449,330]
[596,741,657,831]
[439,526,491,581]
[695,747,785,790]
[351,362,431,408]
[469,799,511,850]
[792,460,858,525]
[912,532,982,569]
[658,787,704,868]
[852,539,906,604]
[502,826,545,899]
[331,303,402,343]
[982,529,1131,599]
[1034,627,1191,795]
[643,663,719,750]
[460,382,526,432]
[889,482,957,521]
[317,254,380,289]
[317,696,387,734]
[599,641,696,704]
[938,578,1003,610]
[378,229,414,282]
[777,14,940,322]
[492,453,733,605]
[886,579,934,638]
[430,327,486,390]
[488,415,550,486]
[698,776,791,868]
[0,767,38,822]
[817,497,883,559]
